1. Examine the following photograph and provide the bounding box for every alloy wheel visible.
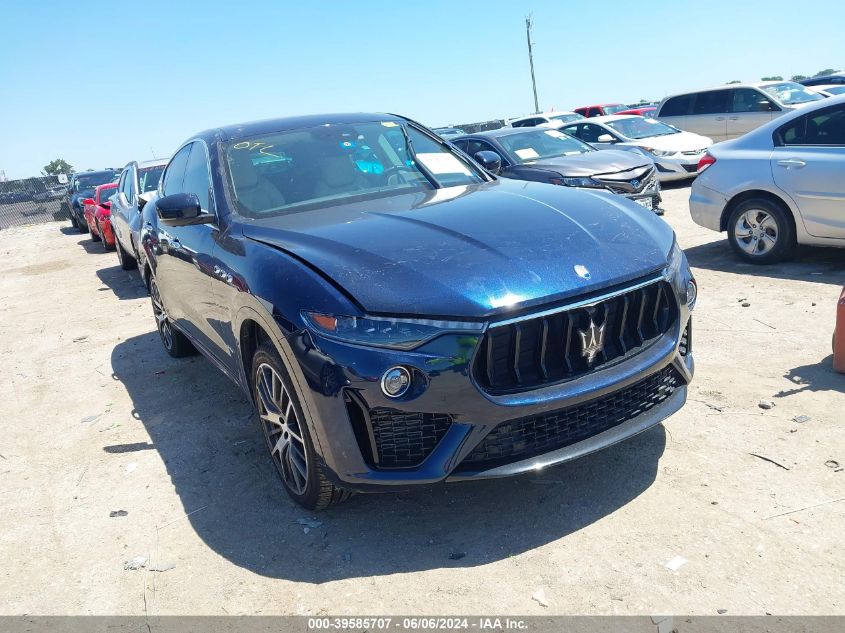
[255,363,309,496]
[150,281,173,351]
[734,209,778,256]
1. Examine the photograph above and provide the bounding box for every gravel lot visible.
[1,183,843,616]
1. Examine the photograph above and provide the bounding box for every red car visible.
[83,183,118,250]
[616,106,658,117]
[573,104,628,118]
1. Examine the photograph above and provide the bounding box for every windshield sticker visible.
[415,152,471,175]
[380,121,398,127]
[544,130,565,138]
[515,148,540,160]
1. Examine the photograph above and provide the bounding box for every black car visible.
[140,113,695,510]
[452,127,662,212]
[66,170,119,232]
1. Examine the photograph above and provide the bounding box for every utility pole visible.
[525,14,539,114]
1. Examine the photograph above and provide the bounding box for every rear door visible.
[657,94,692,132]
[772,103,845,239]
[727,88,780,139]
[686,90,730,141]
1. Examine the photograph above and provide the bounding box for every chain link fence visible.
[0,175,71,230]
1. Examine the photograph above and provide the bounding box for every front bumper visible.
[287,286,694,491]
[653,154,704,181]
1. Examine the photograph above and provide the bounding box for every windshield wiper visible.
[400,124,440,189]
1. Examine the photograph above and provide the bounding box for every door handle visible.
[777,159,806,169]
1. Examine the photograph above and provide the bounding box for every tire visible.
[116,237,136,270]
[89,220,100,241]
[149,277,196,358]
[78,214,89,234]
[727,198,794,264]
[251,340,351,510]
[100,223,115,251]
[69,213,78,228]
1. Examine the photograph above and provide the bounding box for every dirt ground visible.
[1,183,843,616]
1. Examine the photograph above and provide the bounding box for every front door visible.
[772,103,845,239]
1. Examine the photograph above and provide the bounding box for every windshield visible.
[761,82,823,105]
[498,129,594,163]
[96,185,116,204]
[224,121,484,217]
[74,171,117,193]
[602,105,627,115]
[827,86,845,95]
[605,117,679,139]
[139,165,165,193]
[548,113,584,123]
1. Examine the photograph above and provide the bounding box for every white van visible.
[656,81,823,141]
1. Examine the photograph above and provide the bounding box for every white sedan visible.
[689,94,845,263]
[560,115,712,182]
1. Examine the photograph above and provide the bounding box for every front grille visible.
[682,164,699,173]
[595,166,657,194]
[460,365,683,469]
[369,408,453,469]
[473,279,678,394]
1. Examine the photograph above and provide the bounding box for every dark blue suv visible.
[140,113,696,509]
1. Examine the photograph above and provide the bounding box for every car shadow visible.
[684,239,845,285]
[111,331,667,582]
[776,355,843,399]
[59,225,80,236]
[96,265,147,300]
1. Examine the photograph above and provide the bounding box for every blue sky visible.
[0,0,841,180]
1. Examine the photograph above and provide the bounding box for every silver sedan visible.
[689,94,845,263]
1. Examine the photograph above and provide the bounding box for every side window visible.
[660,94,692,117]
[691,90,730,115]
[579,124,607,143]
[162,144,192,196]
[181,142,212,212]
[731,89,776,113]
[561,124,581,138]
[777,104,845,146]
[117,171,127,198]
[451,139,470,153]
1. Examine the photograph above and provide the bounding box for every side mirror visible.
[474,150,502,174]
[82,198,95,206]
[597,134,616,143]
[156,193,201,225]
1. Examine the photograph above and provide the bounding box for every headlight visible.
[553,176,603,188]
[642,146,676,157]
[664,241,696,309]
[302,312,483,350]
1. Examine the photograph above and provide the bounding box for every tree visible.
[761,75,783,81]
[42,159,73,176]
[815,68,837,76]
[726,80,742,84]
[791,74,808,81]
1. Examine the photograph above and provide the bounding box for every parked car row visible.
[66,112,696,510]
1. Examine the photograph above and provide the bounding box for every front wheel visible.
[78,215,89,234]
[89,220,100,241]
[252,341,351,510]
[116,237,136,270]
[727,198,794,264]
[149,277,196,358]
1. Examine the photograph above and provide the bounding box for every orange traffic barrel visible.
[835,287,845,374]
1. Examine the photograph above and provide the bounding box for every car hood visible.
[527,150,652,177]
[628,131,712,152]
[242,179,675,319]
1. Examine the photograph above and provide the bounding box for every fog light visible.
[686,279,697,310]
[381,366,411,398]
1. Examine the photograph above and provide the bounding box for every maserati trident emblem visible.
[578,318,606,365]
[574,264,591,280]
